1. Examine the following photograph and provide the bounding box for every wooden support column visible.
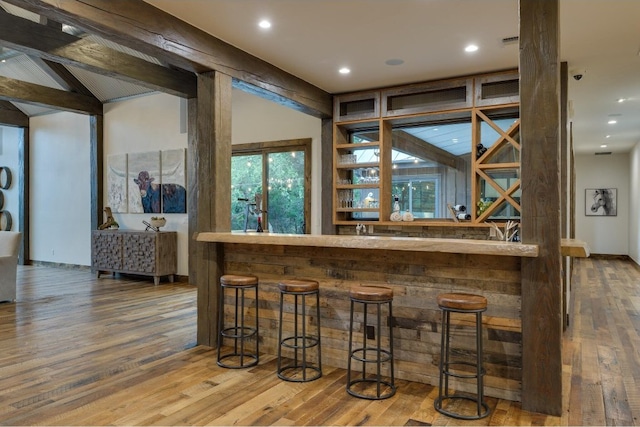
[90,115,104,231]
[560,62,571,330]
[18,127,29,265]
[320,117,335,234]
[189,71,232,346]
[519,0,563,416]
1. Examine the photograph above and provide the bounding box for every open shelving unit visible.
[332,70,521,227]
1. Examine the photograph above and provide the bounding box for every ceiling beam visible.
[0,9,197,98]
[0,75,102,115]
[1,0,333,118]
[362,129,459,168]
[0,100,29,127]
[29,56,96,97]
[392,130,458,168]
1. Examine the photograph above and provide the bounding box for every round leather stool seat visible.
[437,293,487,311]
[221,274,258,287]
[278,279,319,293]
[350,285,394,302]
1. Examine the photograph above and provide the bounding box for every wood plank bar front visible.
[196,232,538,403]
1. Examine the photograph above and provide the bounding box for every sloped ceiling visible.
[0,2,156,116]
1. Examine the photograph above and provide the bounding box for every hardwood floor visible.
[0,258,638,426]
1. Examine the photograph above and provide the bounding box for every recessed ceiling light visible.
[258,19,271,29]
[617,98,625,103]
[385,58,404,66]
[608,120,617,124]
[606,135,611,138]
[465,44,479,53]
[600,144,608,148]
[339,67,351,74]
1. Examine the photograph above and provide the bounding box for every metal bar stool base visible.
[435,292,490,420]
[347,378,396,400]
[434,395,490,420]
[277,280,322,383]
[346,285,395,400]
[217,275,259,369]
[277,366,322,382]
[217,353,259,369]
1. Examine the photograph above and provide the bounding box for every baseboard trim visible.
[588,253,631,261]
[29,260,91,271]
[28,261,191,284]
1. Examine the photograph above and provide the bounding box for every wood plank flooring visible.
[0,258,638,425]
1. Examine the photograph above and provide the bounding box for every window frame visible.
[232,138,312,234]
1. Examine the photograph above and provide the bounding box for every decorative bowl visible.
[150,218,166,228]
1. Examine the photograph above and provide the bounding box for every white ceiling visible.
[146,0,640,155]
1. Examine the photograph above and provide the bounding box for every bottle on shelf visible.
[256,216,264,232]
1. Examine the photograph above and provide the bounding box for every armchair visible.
[0,231,21,302]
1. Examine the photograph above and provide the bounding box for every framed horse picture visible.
[585,188,617,216]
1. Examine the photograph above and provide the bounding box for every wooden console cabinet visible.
[91,230,177,285]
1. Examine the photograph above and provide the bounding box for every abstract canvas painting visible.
[107,153,127,213]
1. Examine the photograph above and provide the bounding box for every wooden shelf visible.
[335,162,379,169]
[335,141,380,150]
[335,183,380,189]
[336,208,379,213]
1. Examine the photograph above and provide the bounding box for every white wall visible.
[630,142,640,264]
[30,113,91,265]
[18,89,321,272]
[232,90,323,233]
[104,93,189,274]
[102,90,322,275]
[0,126,21,233]
[575,153,630,255]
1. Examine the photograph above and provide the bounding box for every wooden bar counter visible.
[197,232,539,402]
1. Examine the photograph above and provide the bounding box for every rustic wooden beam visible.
[519,0,563,416]
[392,130,458,168]
[90,114,103,231]
[321,118,335,234]
[560,61,570,330]
[189,71,233,346]
[0,9,196,98]
[2,0,332,117]
[29,57,96,97]
[0,75,103,115]
[0,75,102,115]
[0,100,28,127]
[18,127,29,264]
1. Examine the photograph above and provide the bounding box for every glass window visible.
[391,117,472,220]
[267,151,306,233]
[231,154,262,231]
[231,140,311,233]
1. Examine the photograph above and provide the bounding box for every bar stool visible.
[277,279,322,382]
[347,285,395,400]
[217,274,259,369]
[434,292,490,420]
